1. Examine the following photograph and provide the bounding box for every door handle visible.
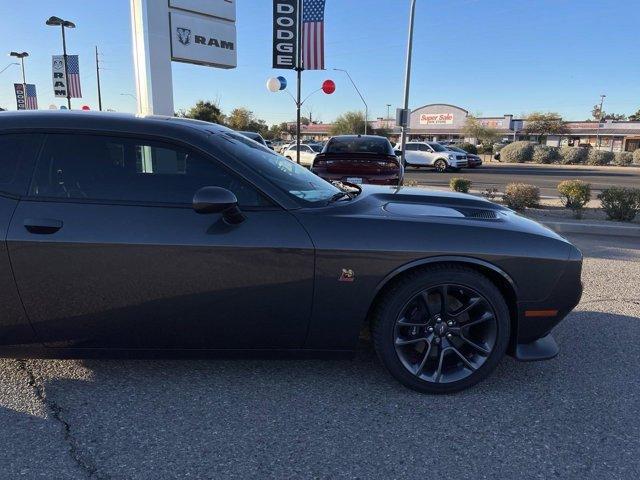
[23,218,63,234]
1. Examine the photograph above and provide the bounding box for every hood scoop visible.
[384,202,499,220]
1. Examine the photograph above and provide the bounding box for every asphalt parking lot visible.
[404,161,640,197]
[1,233,638,480]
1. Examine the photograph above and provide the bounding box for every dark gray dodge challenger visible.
[0,111,582,393]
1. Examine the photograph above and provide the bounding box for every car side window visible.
[29,134,271,207]
[419,144,430,152]
[405,144,418,151]
[0,133,44,196]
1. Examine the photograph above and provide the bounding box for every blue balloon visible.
[60,106,68,110]
[277,76,287,90]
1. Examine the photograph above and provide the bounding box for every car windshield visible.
[218,131,340,204]
[428,142,448,152]
[309,144,323,152]
[447,146,465,153]
[325,137,392,155]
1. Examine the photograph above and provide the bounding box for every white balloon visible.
[266,77,281,93]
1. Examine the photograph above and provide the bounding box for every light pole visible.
[334,68,368,135]
[9,52,28,85]
[399,0,417,166]
[595,94,606,149]
[0,62,19,75]
[386,104,391,125]
[46,16,76,110]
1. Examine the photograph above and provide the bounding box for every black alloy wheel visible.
[372,266,510,393]
[434,159,447,172]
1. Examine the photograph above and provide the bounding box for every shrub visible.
[479,144,494,155]
[558,180,591,218]
[503,183,540,210]
[633,149,640,165]
[458,142,478,155]
[559,147,589,165]
[598,187,640,221]
[499,141,534,163]
[450,177,472,193]
[532,145,560,164]
[587,149,614,166]
[482,187,499,200]
[614,151,634,166]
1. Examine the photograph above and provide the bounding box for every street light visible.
[46,16,76,110]
[9,52,29,84]
[399,0,417,166]
[334,68,368,135]
[0,62,19,75]
[596,94,606,149]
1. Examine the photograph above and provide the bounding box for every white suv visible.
[282,143,322,167]
[400,141,468,172]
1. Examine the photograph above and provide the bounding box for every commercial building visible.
[408,104,640,152]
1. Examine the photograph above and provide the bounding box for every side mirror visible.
[193,186,245,224]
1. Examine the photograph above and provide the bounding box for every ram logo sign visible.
[170,11,237,69]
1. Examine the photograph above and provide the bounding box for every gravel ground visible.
[0,233,638,480]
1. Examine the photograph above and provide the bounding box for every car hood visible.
[334,184,567,242]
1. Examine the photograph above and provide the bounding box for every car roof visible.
[330,135,388,140]
[0,110,230,137]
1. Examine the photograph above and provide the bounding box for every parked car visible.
[312,135,403,186]
[283,143,322,167]
[265,140,274,150]
[0,111,583,393]
[446,145,482,168]
[238,131,268,147]
[400,141,468,172]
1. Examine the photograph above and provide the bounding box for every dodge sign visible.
[272,0,298,69]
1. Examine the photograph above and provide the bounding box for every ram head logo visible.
[176,28,191,46]
[53,59,64,70]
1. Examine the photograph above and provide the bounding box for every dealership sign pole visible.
[399,0,417,167]
[130,0,237,116]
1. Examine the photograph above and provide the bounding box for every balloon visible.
[276,76,287,90]
[48,104,57,110]
[322,79,336,95]
[267,77,281,92]
[81,105,90,110]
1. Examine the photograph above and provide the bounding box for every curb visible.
[539,220,640,237]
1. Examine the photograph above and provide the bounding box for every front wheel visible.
[434,159,448,172]
[371,265,510,393]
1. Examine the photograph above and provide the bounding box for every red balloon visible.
[81,105,90,110]
[322,79,336,95]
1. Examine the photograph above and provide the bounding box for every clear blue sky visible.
[1,0,638,124]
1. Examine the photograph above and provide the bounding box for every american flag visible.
[302,0,326,70]
[66,55,82,98]
[25,84,38,110]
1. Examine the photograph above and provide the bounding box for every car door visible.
[418,144,437,165]
[7,132,315,350]
[404,143,422,165]
[300,145,316,167]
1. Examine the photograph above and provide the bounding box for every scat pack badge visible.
[338,268,355,283]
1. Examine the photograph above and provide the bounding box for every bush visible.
[482,187,498,200]
[479,144,494,154]
[587,149,614,166]
[558,180,591,218]
[458,142,477,155]
[633,149,640,165]
[559,147,589,165]
[450,177,472,193]
[598,187,640,221]
[532,145,560,164]
[503,183,540,210]
[499,141,535,163]
[614,151,634,166]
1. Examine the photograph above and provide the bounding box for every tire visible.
[371,265,510,394]
[434,159,448,172]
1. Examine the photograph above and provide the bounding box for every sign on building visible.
[272,0,298,69]
[420,113,454,125]
[170,11,237,68]
[169,0,236,21]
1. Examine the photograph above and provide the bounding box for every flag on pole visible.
[302,0,326,70]
[25,84,38,110]
[66,55,82,98]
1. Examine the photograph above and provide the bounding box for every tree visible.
[179,100,224,124]
[462,116,499,146]
[629,109,640,122]
[329,111,367,135]
[226,107,268,135]
[591,105,627,121]
[523,112,568,142]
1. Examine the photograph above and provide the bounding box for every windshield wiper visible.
[327,191,351,203]
[327,182,362,204]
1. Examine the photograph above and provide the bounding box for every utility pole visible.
[400,0,417,166]
[95,46,103,111]
[596,94,606,149]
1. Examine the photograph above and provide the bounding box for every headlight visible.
[448,154,455,160]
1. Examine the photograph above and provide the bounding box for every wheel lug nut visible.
[446,333,452,339]
[435,338,441,344]
[447,321,454,327]
[427,327,434,332]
